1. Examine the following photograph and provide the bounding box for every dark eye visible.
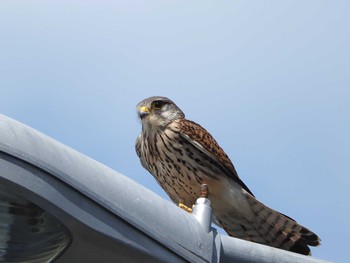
[153,100,165,110]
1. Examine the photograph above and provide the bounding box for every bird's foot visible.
[200,184,209,198]
[178,203,193,213]
[178,184,209,213]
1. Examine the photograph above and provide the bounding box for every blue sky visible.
[1,1,349,261]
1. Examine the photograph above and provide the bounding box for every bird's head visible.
[137,96,185,128]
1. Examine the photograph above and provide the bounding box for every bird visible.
[135,96,320,255]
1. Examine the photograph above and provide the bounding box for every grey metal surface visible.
[0,114,214,262]
[0,114,330,263]
[220,235,329,263]
[0,154,183,263]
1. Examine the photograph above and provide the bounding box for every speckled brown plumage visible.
[177,119,254,196]
[135,96,320,255]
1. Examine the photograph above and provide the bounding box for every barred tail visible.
[219,195,321,255]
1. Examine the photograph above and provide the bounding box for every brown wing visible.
[177,119,254,196]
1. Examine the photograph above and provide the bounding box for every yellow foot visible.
[178,203,193,213]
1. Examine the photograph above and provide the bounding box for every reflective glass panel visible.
[0,186,71,262]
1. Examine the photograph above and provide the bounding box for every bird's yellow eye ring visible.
[152,100,164,110]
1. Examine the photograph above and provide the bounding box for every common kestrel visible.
[135,96,320,255]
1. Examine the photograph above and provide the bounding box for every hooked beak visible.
[138,106,150,119]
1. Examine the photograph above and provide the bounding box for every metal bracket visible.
[192,197,212,233]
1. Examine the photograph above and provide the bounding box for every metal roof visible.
[0,114,330,263]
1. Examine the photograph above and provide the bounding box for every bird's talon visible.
[200,184,209,198]
[179,203,193,213]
